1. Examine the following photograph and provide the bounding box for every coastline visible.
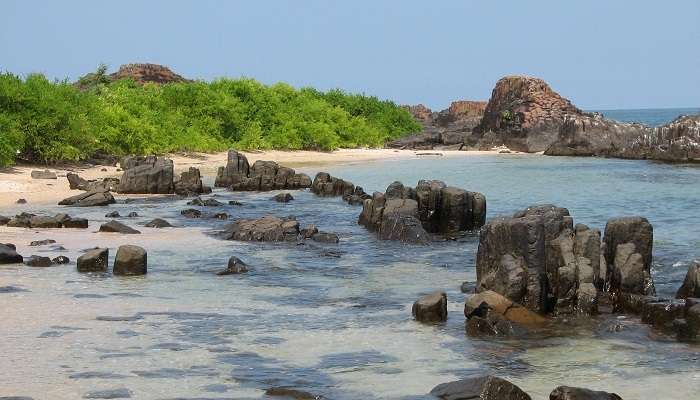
[0,148,508,208]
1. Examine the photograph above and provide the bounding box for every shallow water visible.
[1,154,700,399]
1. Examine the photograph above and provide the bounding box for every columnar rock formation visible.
[214,150,312,191]
[388,100,487,149]
[475,205,654,316]
[358,180,486,243]
[174,167,211,195]
[117,156,175,194]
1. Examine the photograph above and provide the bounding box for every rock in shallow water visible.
[59,190,116,207]
[82,388,132,399]
[144,218,173,228]
[429,375,531,400]
[24,255,53,268]
[0,244,23,264]
[676,261,700,299]
[549,386,622,400]
[217,256,249,275]
[412,291,447,322]
[77,248,108,273]
[99,221,141,234]
[113,245,147,276]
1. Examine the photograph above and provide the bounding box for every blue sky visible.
[1,1,698,110]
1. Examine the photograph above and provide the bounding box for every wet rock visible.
[603,216,654,294]
[223,215,299,242]
[378,213,432,244]
[465,290,547,329]
[612,243,654,295]
[144,218,173,228]
[273,193,294,203]
[0,215,9,225]
[429,375,531,400]
[640,300,685,330]
[217,256,249,275]
[311,172,355,197]
[83,388,132,399]
[550,386,622,400]
[99,221,141,234]
[212,212,229,220]
[412,291,448,322]
[63,218,89,229]
[16,198,27,204]
[52,256,70,264]
[31,169,57,179]
[59,190,116,207]
[127,212,138,217]
[300,225,319,239]
[77,248,108,272]
[117,155,174,194]
[228,200,244,206]
[311,232,339,244]
[30,239,56,246]
[105,211,121,218]
[180,209,202,218]
[676,261,700,299]
[264,387,318,400]
[113,245,147,276]
[24,255,52,268]
[174,167,210,195]
[0,244,23,264]
[187,197,224,206]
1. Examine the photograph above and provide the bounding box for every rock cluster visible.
[222,215,337,243]
[214,150,312,191]
[311,172,370,205]
[76,245,147,275]
[358,180,486,243]
[475,205,654,317]
[2,212,88,229]
[117,156,175,194]
[67,173,120,192]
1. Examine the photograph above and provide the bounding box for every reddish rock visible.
[109,63,188,85]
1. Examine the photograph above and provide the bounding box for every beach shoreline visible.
[0,148,510,208]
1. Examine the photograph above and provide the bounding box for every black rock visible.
[217,256,250,275]
[144,218,173,228]
[77,248,109,272]
[16,198,27,204]
[550,386,622,400]
[212,212,229,220]
[264,387,317,400]
[273,193,294,203]
[99,220,141,234]
[228,200,244,206]
[180,209,201,218]
[311,232,339,243]
[127,212,139,217]
[0,244,23,264]
[430,375,531,400]
[24,255,53,268]
[105,211,121,218]
[52,256,70,264]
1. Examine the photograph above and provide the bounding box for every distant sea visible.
[590,107,700,127]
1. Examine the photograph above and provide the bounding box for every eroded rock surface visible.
[215,150,311,191]
[117,156,174,194]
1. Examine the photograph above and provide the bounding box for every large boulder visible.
[0,244,23,264]
[77,248,108,272]
[174,167,210,195]
[113,245,147,275]
[550,386,622,400]
[312,172,355,197]
[412,291,448,322]
[67,173,120,192]
[602,217,655,295]
[117,156,174,194]
[215,150,250,187]
[676,261,700,299]
[429,375,531,400]
[223,215,300,242]
[99,220,141,234]
[24,255,53,267]
[59,190,116,207]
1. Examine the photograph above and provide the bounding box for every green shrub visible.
[0,68,421,166]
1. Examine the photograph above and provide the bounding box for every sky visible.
[1,0,699,110]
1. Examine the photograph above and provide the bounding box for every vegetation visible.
[0,68,420,167]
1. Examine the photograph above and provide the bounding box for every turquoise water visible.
[1,153,700,399]
[592,107,700,126]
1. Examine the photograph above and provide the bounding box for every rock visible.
[58,190,116,207]
[603,217,655,295]
[264,387,317,400]
[312,172,355,198]
[113,245,147,276]
[52,256,70,264]
[144,218,173,228]
[300,225,319,239]
[83,387,133,399]
[127,212,138,217]
[174,167,210,195]
[612,243,653,295]
[0,215,9,225]
[105,211,121,218]
[180,209,202,218]
[187,197,224,206]
[106,63,188,85]
[29,239,56,246]
[31,169,57,179]
[16,198,27,204]
[7,212,34,228]
[117,155,174,194]
[378,213,432,244]
[215,150,311,190]
[273,193,294,202]
[223,215,300,242]
[0,244,23,264]
[676,261,700,299]
[67,173,120,192]
[429,375,531,400]
[311,232,339,243]
[228,200,244,206]
[216,256,249,275]
[29,216,63,228]
[549,386,622,400]
[412,291,448,322]
[99,221,141,234]
[63,218,89,228]
[77,248,108,272]
[215,149,250,187]
[24,255,52,267]
[212,212,229,220]
[465,290,547,329]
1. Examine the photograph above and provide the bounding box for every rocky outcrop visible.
[550,386,622,400]
[77,248,108,272]
[6,213,88,229]
[113,245,147,275]
[273,193,294,203]
[174,167,211,195]
[676,261,700,299]
[117,156,174,194]
[59,190,116,207]
[66,173,120,192]
[412,291,448,322]
[109,63,188,85]
[214,150,311,191]
[429,375,531,400]
[389,101,487,150]
[617,294,700,341]
[311,172,355,197]
[358,180,486,243]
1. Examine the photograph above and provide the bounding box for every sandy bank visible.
[0,148,509,208]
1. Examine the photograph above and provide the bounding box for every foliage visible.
[0,67,421,166]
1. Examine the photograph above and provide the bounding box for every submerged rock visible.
[412,291,448,322]
[99,221,141,234]
[429,375,531,400]
[77,248,108,272]
[217,256,249,275]
[676,261,700,299]
[180,209,202,218]
[113,245,147,276]
[82,387,133,399]
[549,386,623,400]
[264,387,318,400]
[52,256,70,264]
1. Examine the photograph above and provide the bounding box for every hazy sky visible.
[2,1,698,110]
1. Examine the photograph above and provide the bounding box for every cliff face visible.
[474,76,583,152]
[109,63,188,84]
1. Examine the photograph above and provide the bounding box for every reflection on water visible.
[1,154,699,399]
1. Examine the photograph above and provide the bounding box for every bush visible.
[0,68,421,166]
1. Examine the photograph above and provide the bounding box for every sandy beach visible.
[0,148,505,208]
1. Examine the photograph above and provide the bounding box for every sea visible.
[0,108,699,399]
